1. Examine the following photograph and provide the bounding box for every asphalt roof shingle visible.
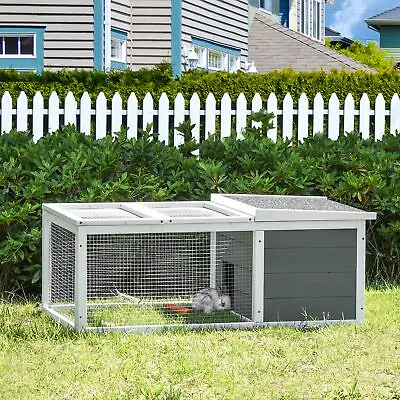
[249,12,375,73]
[367,6,400,22]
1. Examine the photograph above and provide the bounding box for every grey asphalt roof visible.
[249,12,375,73]
[367,6,400,22]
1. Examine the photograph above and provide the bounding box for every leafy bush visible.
[2,123,400,293]
[1,64,400,107]
[327,40,395,73]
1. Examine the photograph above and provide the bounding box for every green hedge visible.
[1,66,400,107]
[1,124,400,294]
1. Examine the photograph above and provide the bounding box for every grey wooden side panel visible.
[265,248,357,273]
[265,297,356,321]
[0,0,94,70]
[265,229,357,249]
[264,228,357,322]
[128,1,171,70]
[264,229,357,273]
[265,272,356,298]
[182,0,248,63]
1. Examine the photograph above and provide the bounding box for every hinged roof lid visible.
[43,201,254,226]
[211,194,377,221]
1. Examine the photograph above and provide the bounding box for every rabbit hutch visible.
[42,195,376,333]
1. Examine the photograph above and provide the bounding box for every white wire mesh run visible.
[45,222,255,330]
[48,223,76,325]
[85,231,253,328]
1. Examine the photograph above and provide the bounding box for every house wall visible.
[0,0,94,70]
[249,0,280,25]
[122,0,172,71]
[380,26,400,62]
[181,0,248,70]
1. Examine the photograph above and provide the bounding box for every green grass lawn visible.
[0,288,399,400]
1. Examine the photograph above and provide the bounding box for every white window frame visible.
[110,35,127,64]
[192,44,241,72]
[259,0,272,14]
[300,0,322,41]
[0,33,36,58]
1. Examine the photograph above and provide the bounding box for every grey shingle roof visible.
[249,12,375,73]
[367,6,400,22]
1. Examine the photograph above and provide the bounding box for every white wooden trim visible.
[356,221,366,323]
[83,318,357,334]
[74,227,88,330]
[41,213,51,307]
[43,306,74,329]
[252,231,264,323]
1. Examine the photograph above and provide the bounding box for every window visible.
[0,27,44,72]
[208,50,224,70]
[300,0,322,41]
[192,39,241,72]
[111,37,126,63]
[0,34,35,57]
[259,0,272,13]
[110,29,127,69]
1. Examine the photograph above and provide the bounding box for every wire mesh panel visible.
[85,231,253,329]
[49,223,76,325]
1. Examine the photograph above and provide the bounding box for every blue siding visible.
[192,38,241,55]
[171,0,182,76]
[380,26,400,48]
[0,26,44,72]
[94,0,104,70]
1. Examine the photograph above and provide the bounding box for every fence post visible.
[158,92,169,145]
[205,93,216,139]
[64,91,77,127]
[127,93,138,139]
[48,92,60,133]
[142,92,154,135]
[251,93,262,130]
[390,93,400,135]
[32,91,44,142]
[359,93,370,140]
[95,92,107,139]
[16,91,28,133]
[221,93,232,139]
[190,93,201,149]
[111,92,123,137]
[375,93,385,141]
[313,92,324,136]
[174,93,185,147]
[1,91,12,134]
[267,93,278,142]
[282,93,293,141]
[236,93,247,140]
[80,92,91,136]
[344,93,355,135]
[298,93,309,142]
[328,93,340,140]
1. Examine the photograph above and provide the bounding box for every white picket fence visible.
[1,90,400,144]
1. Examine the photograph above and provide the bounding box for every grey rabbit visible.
[192,287,231,314]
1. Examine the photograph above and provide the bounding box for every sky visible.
[325,0,400,43]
